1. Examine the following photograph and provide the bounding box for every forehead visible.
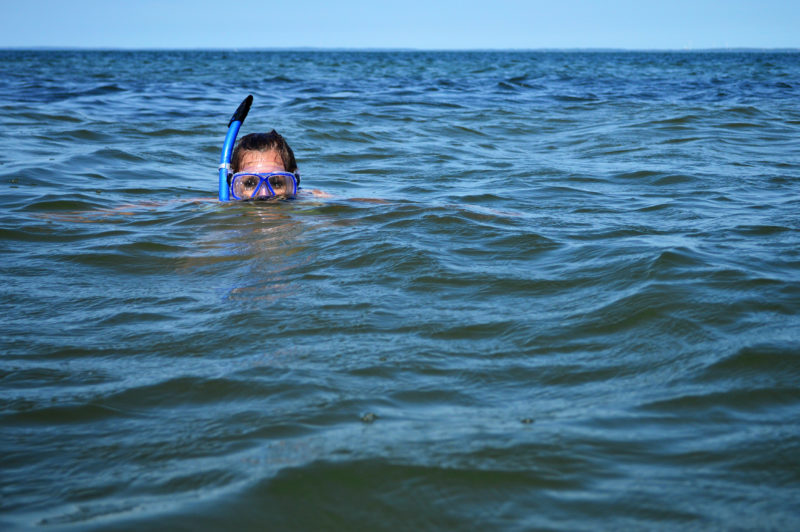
[239,150,284,171]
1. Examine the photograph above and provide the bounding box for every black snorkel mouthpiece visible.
[229,94,253,127]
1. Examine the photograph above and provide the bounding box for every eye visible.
[270,176,290,191]
[243,176,259,189]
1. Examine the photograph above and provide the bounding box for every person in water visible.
[227,130,301,200]
[220,95,333,201]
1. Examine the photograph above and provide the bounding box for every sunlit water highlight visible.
[2,50,799,530]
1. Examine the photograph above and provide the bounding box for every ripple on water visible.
[2,50,800,531]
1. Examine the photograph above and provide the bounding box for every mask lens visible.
[268,175,293,196]
[232,174,261,199]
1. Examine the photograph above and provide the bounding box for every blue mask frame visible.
[229,171,299,200]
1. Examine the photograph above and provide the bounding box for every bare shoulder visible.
[302,189,334,198]
[300,189,388,204]
[347,197,389,204]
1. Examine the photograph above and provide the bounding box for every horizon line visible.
[2,46,799,53]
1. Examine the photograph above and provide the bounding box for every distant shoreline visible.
[2,46,799,53]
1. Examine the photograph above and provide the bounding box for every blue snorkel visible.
[218,95,253,201]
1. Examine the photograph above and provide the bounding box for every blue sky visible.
[1,0,798,50]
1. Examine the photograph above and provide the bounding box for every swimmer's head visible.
[231,130,298,181]
[228,130,299,200]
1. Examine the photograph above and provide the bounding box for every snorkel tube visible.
[218,95,253,201]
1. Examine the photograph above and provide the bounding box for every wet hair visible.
[230,130,299,185]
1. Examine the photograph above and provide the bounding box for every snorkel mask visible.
[229,171,298,200]
[218,95,298,201]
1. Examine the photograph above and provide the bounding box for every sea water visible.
[1,50,799,530]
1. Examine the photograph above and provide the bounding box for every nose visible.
[254,184,272,198]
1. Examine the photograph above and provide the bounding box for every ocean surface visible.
[1,50,799,530]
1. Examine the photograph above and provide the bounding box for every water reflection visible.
[201,205,316,304]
